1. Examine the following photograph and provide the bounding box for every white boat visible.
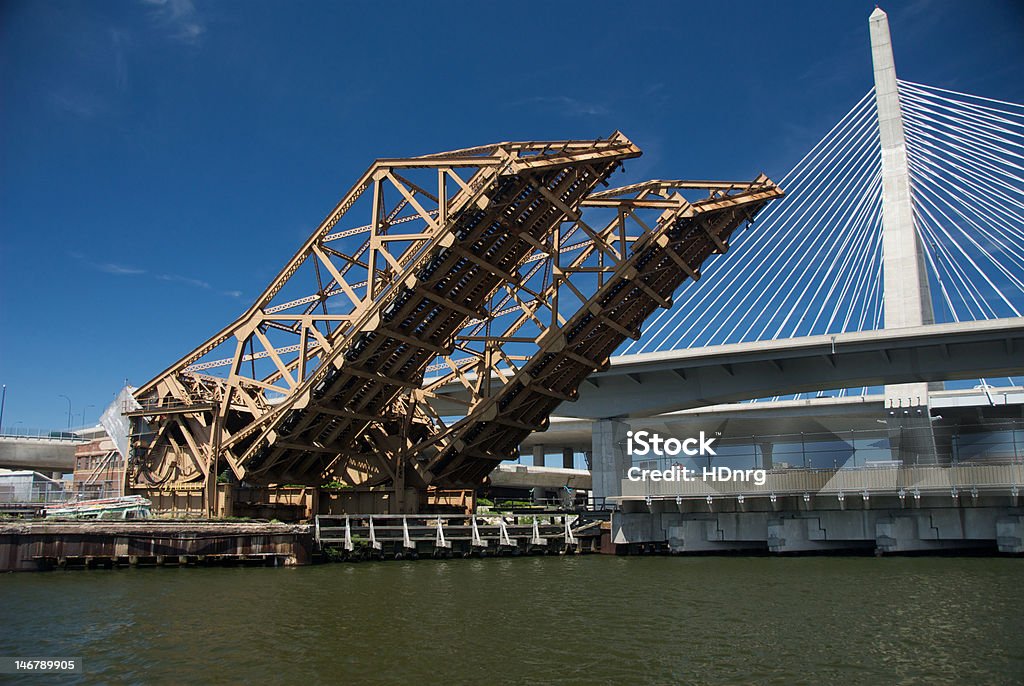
[44,495,152,520]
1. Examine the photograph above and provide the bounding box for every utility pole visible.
[59,394,72,430]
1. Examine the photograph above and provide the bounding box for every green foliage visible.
[476,497,494,507]
[491,499,536,510]
[216,469,230,484]
[322,546,347,562]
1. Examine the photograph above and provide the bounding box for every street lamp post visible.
[0,384,6,432]
[80,404,95,428]
[59,394,72,430]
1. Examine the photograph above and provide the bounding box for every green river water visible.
[1,556,1021,685]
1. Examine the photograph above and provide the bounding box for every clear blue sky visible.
[1,0,1022,429]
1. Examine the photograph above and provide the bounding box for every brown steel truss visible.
[404,177,784,487]
[127,134,643,510]
[127,132,782,513]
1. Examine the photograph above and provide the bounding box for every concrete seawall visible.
[611,495,1024,554]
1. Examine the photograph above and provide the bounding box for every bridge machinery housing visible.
[126,133,782,516]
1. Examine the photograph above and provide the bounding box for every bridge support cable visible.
[629,91,879,354]
[901,80,1024,387]
[621,80,1023,400]
[624,90,884,355]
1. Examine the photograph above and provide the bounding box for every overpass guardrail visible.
[0,427,88,441]
[622,460,1023,502]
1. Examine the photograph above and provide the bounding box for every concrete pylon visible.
[532,444,546,468]
[591,418,630,505]
[871,7,935,334]
[562,447,575,469]
[870,8,940,463]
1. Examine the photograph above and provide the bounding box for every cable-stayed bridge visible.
[598,6,1024,552]
[625,81,1024,358]
[490,11,1024,510]
[478,78,1024,420]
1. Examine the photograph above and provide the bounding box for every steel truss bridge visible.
[127,133,782,514]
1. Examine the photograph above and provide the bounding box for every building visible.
[71,425,125,500]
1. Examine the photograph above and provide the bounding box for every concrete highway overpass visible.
[429,318,1024,419]
[0,435,85,473]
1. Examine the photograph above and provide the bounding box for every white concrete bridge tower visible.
[870,7,941,463]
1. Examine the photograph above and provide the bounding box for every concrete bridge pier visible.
[885,404,942,465]
[664,513,769,553]
[612,511,660,547]
[874,509,1000,553]
[766,513,876,554]
[996,515,1024,554]
[613,503,775,553]
[610,498,1024,555]
[872,8,946,466]
[562,447,574,469]
[591,418,630,505]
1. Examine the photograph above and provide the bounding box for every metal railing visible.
[73,483,123,501]
[485,496,589,511]
[0,427,88,441]
[621,461,1024,501]
[627,422,1024,474]
[0,485,69,505]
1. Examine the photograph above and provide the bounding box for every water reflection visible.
[1,556,1021,685]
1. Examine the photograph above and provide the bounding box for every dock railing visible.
[314,512,588,556]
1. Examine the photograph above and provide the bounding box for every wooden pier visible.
[0,521,315,572]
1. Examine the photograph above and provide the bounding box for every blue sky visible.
[1,0,1023,429]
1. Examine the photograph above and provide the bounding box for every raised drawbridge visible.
[126,133,782,514]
